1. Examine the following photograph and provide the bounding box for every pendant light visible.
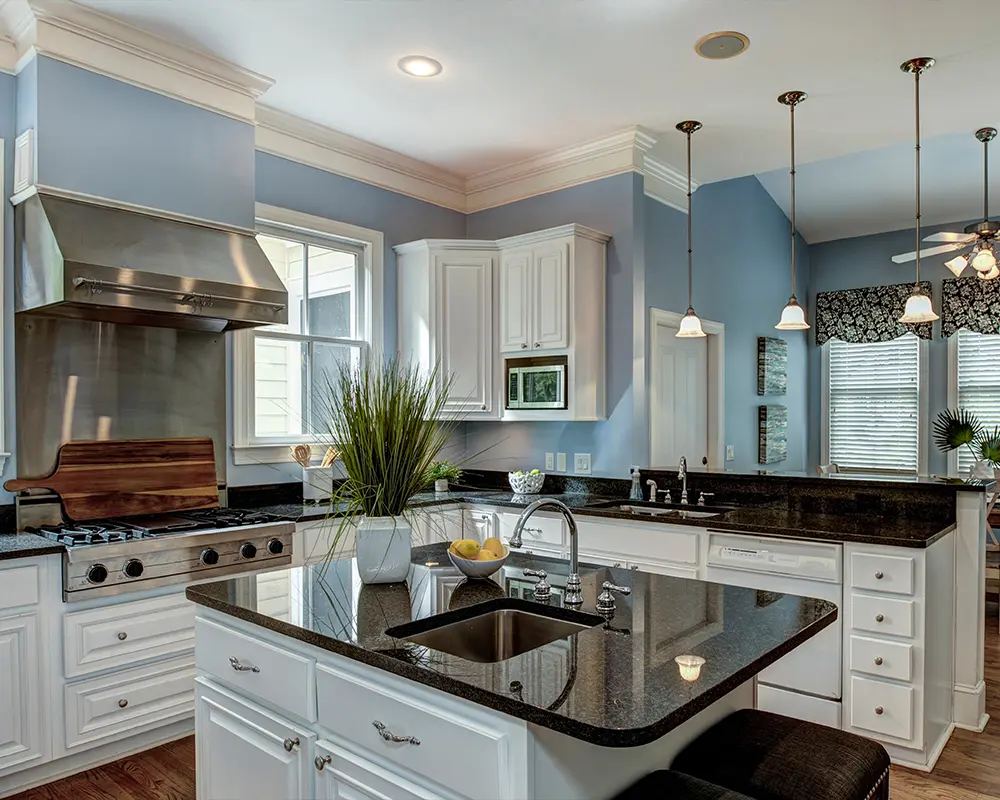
[775,90,810,330]
[899,57,939,324]
[676,120,707,338]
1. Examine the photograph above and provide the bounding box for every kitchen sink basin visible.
[585,499,728,519]
[385,598,605,663]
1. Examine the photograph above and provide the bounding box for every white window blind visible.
[827,335,920,474]
[956,330,1000,475]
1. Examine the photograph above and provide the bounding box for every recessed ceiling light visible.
[695,31,750,60]
[398,55,443,78]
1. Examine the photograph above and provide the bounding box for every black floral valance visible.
[941,277,1000,337]
[815,281,934,346]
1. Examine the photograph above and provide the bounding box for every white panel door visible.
[499,250,531,353]
[196,681,314,800]
[314,740,442,800]
[436,254,494,415]
[0,613,43,776]
[531,243,569,350]
[650,320,708,468]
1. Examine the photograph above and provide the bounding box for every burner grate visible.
[29,521,145,546]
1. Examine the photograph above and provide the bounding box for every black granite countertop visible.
[187,543,837,747]
[0,532,65,561]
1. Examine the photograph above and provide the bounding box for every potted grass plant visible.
[933,408,1000,480]
[320,356,461,584]
[427,460,463,493]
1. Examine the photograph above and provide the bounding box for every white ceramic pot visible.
[434,478,449,493]
[355,516,412,584]
[970,460,993,481]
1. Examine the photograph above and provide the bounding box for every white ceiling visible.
[71,0,1000,240]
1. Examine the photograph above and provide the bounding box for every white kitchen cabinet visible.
[395,240,497,419]
[195,678,315,800]
[0,612,43,777]
[465,508,498,543]
[313,739,442,800]
[500,249,531,352]
[500,242,568,353]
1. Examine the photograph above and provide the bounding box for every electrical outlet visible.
[556,452,567,472]
[726,445,735,462]
[574,453,591,475]
[545,453,555,471]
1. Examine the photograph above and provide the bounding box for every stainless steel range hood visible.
[15,191,289,332]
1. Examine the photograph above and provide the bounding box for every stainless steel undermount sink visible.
[585,500,727,519]
[385,599,605,663]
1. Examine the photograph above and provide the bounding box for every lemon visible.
[475,549,498,561]
[482,537,506,557]
[451,539,481,560]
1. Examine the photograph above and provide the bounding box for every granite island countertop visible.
[186,543,837,747]
[0,531,66,561]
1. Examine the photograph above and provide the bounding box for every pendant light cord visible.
[686,128,694,311]
[985,134,991,222]
[913,66,922,289]
[789,100,797,299]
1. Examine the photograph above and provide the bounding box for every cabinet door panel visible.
[314,740,443,800]
[500,250,531,353]
[0,613,43,776]
[531,243,569,350]
[436,255,493,414]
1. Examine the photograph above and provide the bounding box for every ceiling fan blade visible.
[924,231,978,243]
[891,243,966,264]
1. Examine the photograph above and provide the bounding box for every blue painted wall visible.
[463,172,642,477]
[33,56,255,228]
[807,219,974,475]
[645,177,811,473]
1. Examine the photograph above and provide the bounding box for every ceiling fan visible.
[892,127,1000,280]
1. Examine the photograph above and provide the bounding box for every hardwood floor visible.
[9,617,1000,800]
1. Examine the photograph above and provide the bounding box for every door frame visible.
[648,308,725,470]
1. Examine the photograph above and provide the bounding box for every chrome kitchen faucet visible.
[509,498,583,605]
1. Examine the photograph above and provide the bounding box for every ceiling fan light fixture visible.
[972,247,997,272]
[900,290,939,324]
[677,307,707,338]
[979,265,1000,281]
[776,296,810,330]
[945,254,969,277]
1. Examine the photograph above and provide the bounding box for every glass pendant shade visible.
[945,254,968,277]
[775,296,809,330]
[899,290,939,323]
[973,248,997,272]
[676,308,707,338]
[979,265,1000,281]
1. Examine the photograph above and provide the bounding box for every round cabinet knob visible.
[874,656,883,666]
[117,632,128,641]
[200,548,220,566]
[314,755,332,772]
[533,342,541,348]
[481,405,487,411]
[875,706,884,716]
[240,542,257,559]
[520,343,527,349]
[875,614,885,623]
[118,699,128,709]
[87,564,108,584]
[875,571,884,580]
[266,539,284,555]
[282,737,299,752]
[123,559,144,579]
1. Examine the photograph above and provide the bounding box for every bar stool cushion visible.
[611,770,757,800]
[672,709,890,800]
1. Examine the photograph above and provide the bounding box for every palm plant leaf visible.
[975,426,1000,467]
[933,408,982,453]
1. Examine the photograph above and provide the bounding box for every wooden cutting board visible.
[4,438,219,521]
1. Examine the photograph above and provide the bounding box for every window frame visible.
[821,335,929,476]
[232,204,383,466]
[947,330,1000,478]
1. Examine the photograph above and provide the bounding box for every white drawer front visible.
[64,592,195,678]
[0,565,38,610]
[64,655,195,751]
[851,552,914,596]
[579,521,699,566]
[501,511,564,547]
[849,635,913,682]
[851,594,914,638]
[850,676,914,742]
[195,618,315,721]
[317,662,518,800]
[315,740,448,800]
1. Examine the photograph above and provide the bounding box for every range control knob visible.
[200,548,220,566]
[240,542,257,559]
[266,538,284,555]
[122,559,144,579]
[87,564,109,584]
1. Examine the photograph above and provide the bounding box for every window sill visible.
[231,444,318,466]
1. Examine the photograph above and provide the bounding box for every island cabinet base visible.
[193,610,755,800]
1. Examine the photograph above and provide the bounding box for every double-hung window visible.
[825,334,924,474]
[954,329,1000,476]
[233,206,383,464]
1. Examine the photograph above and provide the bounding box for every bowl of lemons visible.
[447,537,509,579]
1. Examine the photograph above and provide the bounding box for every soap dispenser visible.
[629,466,643,501]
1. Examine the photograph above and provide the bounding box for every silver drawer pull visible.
[118,699,128,708]
[524,527,543,535]
[283,737,299,752]
[874,706,884,716]
[314,755,332,771]
[373,720,420,745]
[117,632,128,641]
[229,656,260,673]
[875,614,885,623]
[875,571,884,580]
[874,657,883,666]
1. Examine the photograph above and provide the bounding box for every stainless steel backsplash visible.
[15,316,227,479]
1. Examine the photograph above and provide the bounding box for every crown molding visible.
[255,105,467,213]
[394,223,611,255]
[643,152,697,213]
[0,0,273,122]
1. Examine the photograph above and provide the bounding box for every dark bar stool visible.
[611,770,757,799]
[671,710,890,800]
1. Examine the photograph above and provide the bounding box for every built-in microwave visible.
[505,356,568,410]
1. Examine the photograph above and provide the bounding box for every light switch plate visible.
[556,453,567,472]
[574,453,591,475]
[726,445,735,462]
[545,453,555,471]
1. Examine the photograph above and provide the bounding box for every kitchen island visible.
[187,543,836,800]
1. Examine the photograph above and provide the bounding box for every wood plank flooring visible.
[10,617,1000,800]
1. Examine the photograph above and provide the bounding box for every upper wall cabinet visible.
[500,241,568,353]
[395,241,498,420]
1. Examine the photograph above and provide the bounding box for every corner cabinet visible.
[395,241,498,420]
